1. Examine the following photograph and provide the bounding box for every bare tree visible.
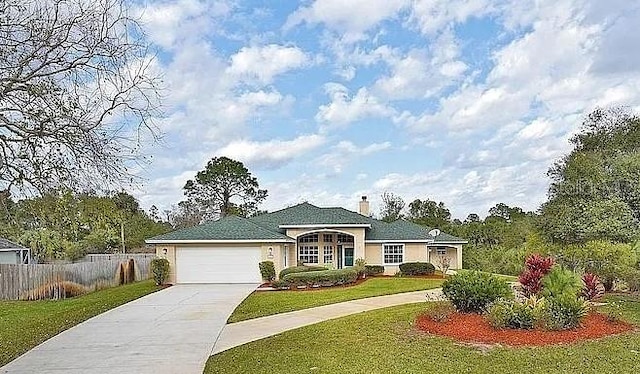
[0,0,162,194]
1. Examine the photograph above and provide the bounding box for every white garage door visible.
[176,247,262,283]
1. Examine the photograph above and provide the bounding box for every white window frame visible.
[323,234,334,243]
[299,233,319,243]
[436,247,447,256]
[323,245,333,264]
[299,245,319,263]
[382,243,405,265]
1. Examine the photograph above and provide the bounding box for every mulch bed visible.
[415,312,635,346]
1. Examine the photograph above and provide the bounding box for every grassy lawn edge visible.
[207,294,640,374]
[228,277,443,323]
[0,280,161,366]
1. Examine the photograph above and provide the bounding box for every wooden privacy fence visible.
[84,253,156,263]
[0,256,154,300]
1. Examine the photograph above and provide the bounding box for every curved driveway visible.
[1,284,257,374]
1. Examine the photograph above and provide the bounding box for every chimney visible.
[358,196,370,217]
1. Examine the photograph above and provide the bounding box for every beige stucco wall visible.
[364,242,463,275]
[155,244,177,283]
[155,242,289,284]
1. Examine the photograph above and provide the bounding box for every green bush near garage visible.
[282,268,359,288]
[278,265,328,279]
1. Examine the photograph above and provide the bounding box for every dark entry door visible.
[344,248,354,267]
[337,245,343,269]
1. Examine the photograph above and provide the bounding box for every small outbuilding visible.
[0,238,31,264]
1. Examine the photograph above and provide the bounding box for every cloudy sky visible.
[131,0,640,220]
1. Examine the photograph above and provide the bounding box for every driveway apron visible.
[1,284,257,374]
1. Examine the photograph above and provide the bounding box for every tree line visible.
[0,190,170,262]
[377,108,640,288]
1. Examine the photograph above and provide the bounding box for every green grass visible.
[0,280,160,366]
[228,277,443,323]
[458,268,519,282]
[207,294,640,374]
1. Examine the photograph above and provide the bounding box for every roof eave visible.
[365,239,435,243]
[146,238,295,245]
[279,224,372,229]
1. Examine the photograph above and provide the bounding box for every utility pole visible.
[120,221,126,253]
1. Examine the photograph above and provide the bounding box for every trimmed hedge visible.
[282,268,359,288]
[259,261,276,282]
[399,262,436,276]
[365,265,385,276]
[278,265,328,279]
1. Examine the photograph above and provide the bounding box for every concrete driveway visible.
[1,284,257,374]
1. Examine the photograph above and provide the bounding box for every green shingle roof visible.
[249,202,372,231]
[146,202,466,244]
[147,215,294,242]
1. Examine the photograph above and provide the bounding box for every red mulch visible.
[415,312,635,346]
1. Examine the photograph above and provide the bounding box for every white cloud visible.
[317,141,391,173]
[227,44,310,85]
[215,134,327,169]
[137,0,232,49]
[316,83,395,126]
[408,0,499,35]
[284,0,408,40]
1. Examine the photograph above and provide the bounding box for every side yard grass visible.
[228,277,443,323]
[0,280,160,366]
[457,268,519,282]
[208,293,640,374]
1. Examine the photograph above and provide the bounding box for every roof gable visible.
[249,202,371,230]
[0,238,26,250]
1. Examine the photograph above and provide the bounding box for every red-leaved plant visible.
[518,254,555,296]
[581,273,605,301]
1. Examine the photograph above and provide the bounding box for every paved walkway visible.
[1,284,257,374]
[213,288,444,354]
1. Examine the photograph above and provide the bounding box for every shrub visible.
[518,254,554,296]
[278,265,328,279]
[150,258,170,285]
[425,302,456,322]
[487,296,545,330]
[540,295,589,330]
[399,262,436,276]
[258,261,276,282]
[270,279,288,289]
[365,265,385,276]
[21,281,87,300]
[282,268,358,288]
[621,267,640,292]
[581,273,605,301]
[355,258,366,278]
[442,271,512,313]
[541,267,582,299]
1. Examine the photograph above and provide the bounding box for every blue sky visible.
[131,0,640,220]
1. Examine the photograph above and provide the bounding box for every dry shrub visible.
[425,302,456,322]
[21,281,87,300]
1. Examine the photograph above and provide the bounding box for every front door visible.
[337,245,343,269]
[344,247,354,267]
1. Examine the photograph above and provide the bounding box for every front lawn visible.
[208,294,640,374]
[0,280,160,366]
[228,277,443,323]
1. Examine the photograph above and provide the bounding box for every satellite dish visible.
[428,229,441,237]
